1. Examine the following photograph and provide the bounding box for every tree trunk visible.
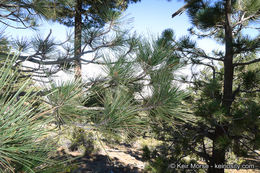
[208,126,227,173]
[74,0,82,80]
[223,0,234,111]
[209,1,234,173]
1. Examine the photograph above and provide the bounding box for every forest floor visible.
[54,125,149,172]
[70,141,145,173]
[53,126,259,173]
[57,140,259,173]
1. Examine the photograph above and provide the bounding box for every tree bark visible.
[209,1,234,173]
[209,126,227,173]
[74,0,82,80]
[223,0,234,111]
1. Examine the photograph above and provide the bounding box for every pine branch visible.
[240,89,260,93]
[190,28,219,38]
[191,59,217,80]
[234,58,260,66]
[0,19,31,29]
[179,48,224,61]
[76,105,157,112]
[238,140,260,157]
[233,14,259,28]
[171,0,199,18]
[172,78,196,84]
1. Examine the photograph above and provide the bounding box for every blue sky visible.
[4,0,259,52]
[125,0,191,36]
[5,0,191,41]
[125,0,224,52]
[3,0,222,52]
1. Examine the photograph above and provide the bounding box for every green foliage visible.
[149,70,186,121]
[194,79,225,123]
[0,0,53,29]
[69,127,94,155]
[233,35,260,53]
[45,80,84,125]
[186,1,224,30]
[83,82,107,107]
[76,32,188,145]
[242,70,259,88]
[215,135,231,150]
[32,35,56,55]
[142,145,151,161]
[134,32,188,122]
[0,55,56,172]
[103,56,136,85]
[235,0,260,14]
[144,156,171,173]
[195,2,224,30]
[137,35,181,68]
[0,35,10,53]
[38,0,141,28]
[90,86,146,136]
[178,36,196,49]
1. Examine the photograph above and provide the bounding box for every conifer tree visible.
[36,0,141,79]
[165,0,260,172]
[0,0,141,80]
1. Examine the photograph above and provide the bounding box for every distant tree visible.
[0,0,141,80]
[32,0,141,79]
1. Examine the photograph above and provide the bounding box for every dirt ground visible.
[59,141,260,173]
[68,142,143,173]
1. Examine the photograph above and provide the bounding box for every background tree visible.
[33,0,141,79]
[0,0,141,81]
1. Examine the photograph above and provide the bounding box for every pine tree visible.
[36,0,141,80]
[0,0,141,80]
[167,0,260,172]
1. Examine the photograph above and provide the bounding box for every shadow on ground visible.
[72,154,141,173]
